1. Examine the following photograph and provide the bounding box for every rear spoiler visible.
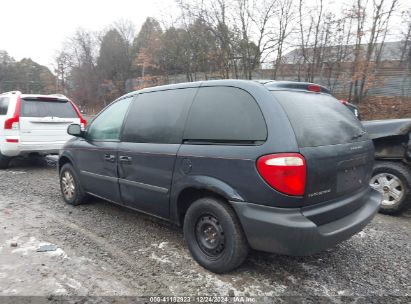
[263,81,331,94]
[21,96,68,102]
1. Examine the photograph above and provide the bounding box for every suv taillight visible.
[4,96,21,130]
[68,99,87,128]
[256,153,306,196]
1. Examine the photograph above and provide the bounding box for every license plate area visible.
[336,155,367,194]
[337,165,366,193]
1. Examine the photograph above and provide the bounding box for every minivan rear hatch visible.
[19,97,80,143]
[271,90,374,208]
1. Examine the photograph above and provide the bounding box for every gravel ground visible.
[0,158,410,302]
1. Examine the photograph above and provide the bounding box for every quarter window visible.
[184,87,267,143]
[87,97,132,141]
[122,88,196,144]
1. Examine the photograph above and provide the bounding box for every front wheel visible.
[370,161,411,215]
[59,163,86,206]
[183,197,249,273]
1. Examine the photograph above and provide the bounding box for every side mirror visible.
[67,124,83,137]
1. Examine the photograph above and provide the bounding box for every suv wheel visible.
[183,197,249,273]
[370,161,411,215]
[0,152,11,169]
[60,163,86,206]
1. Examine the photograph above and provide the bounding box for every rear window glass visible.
[0,97,9,115]
[21,99,78,118]
[272,91,368,147]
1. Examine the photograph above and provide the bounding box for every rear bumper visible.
[0,141,66,157]
[230,187,381,255]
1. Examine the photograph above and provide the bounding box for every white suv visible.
[0,91,86,168]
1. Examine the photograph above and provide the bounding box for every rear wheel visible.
[370,161,411,215]
[60,163,86,206]
[0,152,11,169]
[183,197,249,273]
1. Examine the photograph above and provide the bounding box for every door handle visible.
[119,156,132,163]
[104,154,116,162]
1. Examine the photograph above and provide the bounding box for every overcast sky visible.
[0,0,406,71]
[0,0,176,68]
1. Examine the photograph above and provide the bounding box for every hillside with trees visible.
[0,51,56,94]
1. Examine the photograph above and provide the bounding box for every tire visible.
[0,152,11,169]
[370,161,411,215]
[183,197,249,273]
[59,163,86,206]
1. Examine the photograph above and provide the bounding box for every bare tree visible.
[235,0,277,79]
[271,0,295,79]
[348,0,399,103]
[54,51,72,94]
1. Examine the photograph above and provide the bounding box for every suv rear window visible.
[21,99,78,118]
[272,91,368,147]
[0,97,9,115]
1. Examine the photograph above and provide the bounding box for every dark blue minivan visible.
[59,80,381,273]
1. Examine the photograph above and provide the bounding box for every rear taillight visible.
[69,99,87,128]
[256,153,306,196]
[4,96,21,130]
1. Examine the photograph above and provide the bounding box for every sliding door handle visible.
[104,154,116,162]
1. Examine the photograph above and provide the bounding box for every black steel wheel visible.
[195,214,226,259]
[183,197,249,273]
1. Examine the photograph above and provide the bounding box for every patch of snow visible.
[11,237,38,255]
[158,242,169,249]
[1,288,18,295]
[66,277,82,290]
[46,248,68,259]
[54,281,67,295]
[150,252,171,264]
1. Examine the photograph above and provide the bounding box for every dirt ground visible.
[0,159,410,302]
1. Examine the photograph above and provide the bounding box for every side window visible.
[184,87,267,143]
[0,97,10,115]
[122,88,196,144]
[87,97,132,141]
